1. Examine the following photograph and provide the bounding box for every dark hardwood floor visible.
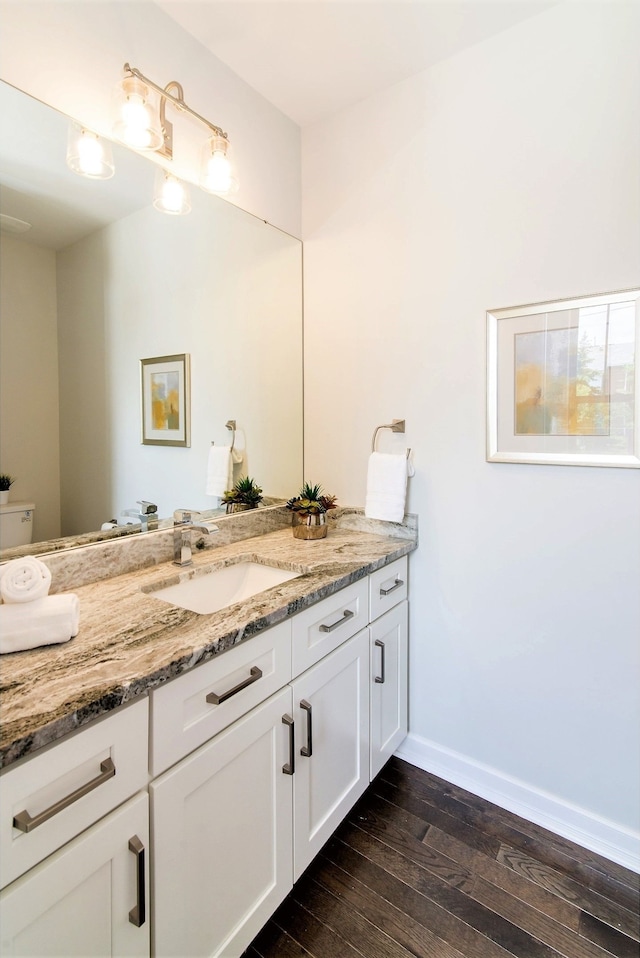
[244,757,640,958]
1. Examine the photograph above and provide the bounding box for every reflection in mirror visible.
[0,81,303,559]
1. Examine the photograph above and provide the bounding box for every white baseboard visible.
[395,733,640,874]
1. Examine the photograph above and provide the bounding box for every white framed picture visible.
[487,288,639,467]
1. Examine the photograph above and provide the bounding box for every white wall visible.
[0,236,61,541]
[0,1,301,236]
[302,2,640,866]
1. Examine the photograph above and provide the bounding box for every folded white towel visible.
[206,445,232,497]
[0,594,80,654]
[0,556,52,604]
[205,445,243,497]
[364,452,412,523]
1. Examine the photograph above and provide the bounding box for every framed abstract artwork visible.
[487,289,639,467]
[141,354,191,447]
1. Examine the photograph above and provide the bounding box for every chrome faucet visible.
[122,500,159,531]
[173,509,218,566]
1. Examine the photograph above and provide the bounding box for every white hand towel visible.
[0,594,80,654]
[0,556,52,603]
[206,445,234,497]
[364,452,411,523]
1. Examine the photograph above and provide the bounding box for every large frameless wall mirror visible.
[0,80,303,558]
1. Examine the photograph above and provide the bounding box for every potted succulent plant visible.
[286,482,337,540]
[0,474,15,505]
[222,476,263,513]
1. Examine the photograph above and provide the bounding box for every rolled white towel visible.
[0,594,80,654]
[0,556,52,604]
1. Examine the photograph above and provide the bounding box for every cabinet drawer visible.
[369,556,408,621]
[0,698,148,889]
[150,620,292,775]
[292,579,368,676]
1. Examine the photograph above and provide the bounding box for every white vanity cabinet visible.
[0,699,150,957]
[0,549,411,958]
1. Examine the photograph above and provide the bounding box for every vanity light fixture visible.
[153,169,191,216]
[66,123,114,179]
[113,63,238,196]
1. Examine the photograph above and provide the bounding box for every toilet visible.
[0,501,35,549]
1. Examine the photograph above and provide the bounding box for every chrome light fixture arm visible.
[123,63,228,154]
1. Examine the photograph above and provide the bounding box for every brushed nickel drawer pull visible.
[300,700,313,757]
[128,835,146,927]
[319,609,354,633]
[374,639,386,684]
[206,666,263,705]
[12,757,116,833]
[282,714,295,775]
[380,577,404,596]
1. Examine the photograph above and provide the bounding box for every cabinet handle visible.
[12,757,116,833]
[206,666,263,705]
[380,577,404,596]
[300,700,313,757]
[374,639,386,684]
[319,608,354,633]
[128,835,146,927]
[282,714,295,775]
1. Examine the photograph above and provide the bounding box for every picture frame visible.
[487,288,639,468]
[140,354,191,447]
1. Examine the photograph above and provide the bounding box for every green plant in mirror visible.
[286,482,337,518]
[0,474,15,491]
[222,476,263,509]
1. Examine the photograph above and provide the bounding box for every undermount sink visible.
[145,561,301,615]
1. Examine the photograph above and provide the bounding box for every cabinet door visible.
[0,792,149,957]
[291,629,370,881]
[370,602,408,779]
[151,687,293,958]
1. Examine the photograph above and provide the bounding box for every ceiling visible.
[156,0,558,127]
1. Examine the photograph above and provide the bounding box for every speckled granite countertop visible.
[0,523,416,769]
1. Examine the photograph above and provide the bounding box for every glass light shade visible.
[200,134,238,195]
[153,169,191,215]
[66,124,114,179]
[113,76,163,151]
